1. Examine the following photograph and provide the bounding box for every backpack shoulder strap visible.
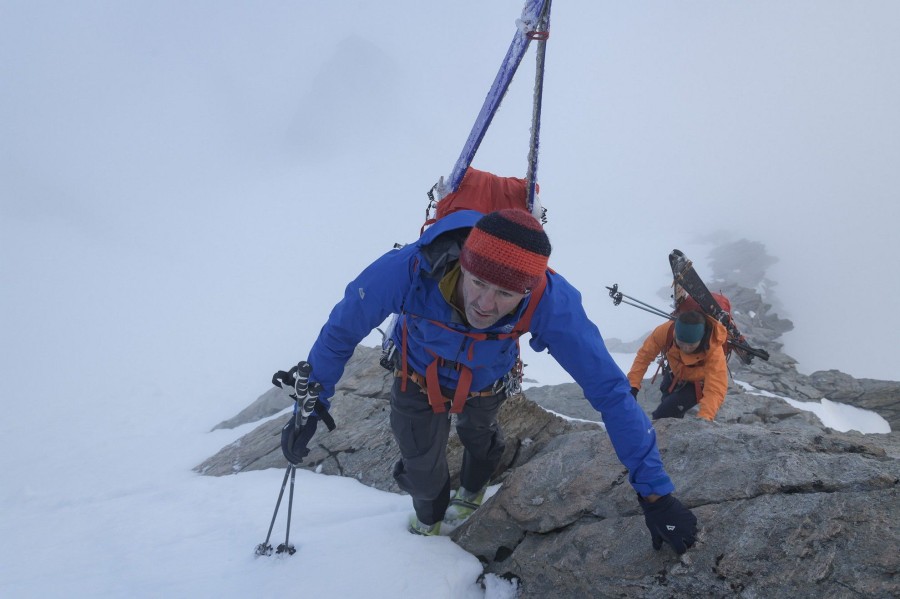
[511,271,549,336]
[665,320,675,351]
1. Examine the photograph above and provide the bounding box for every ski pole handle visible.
[606,284,622,305]
[607,284,674,319]
[292,362,312,398]
[297,382,323,428]
[272,361,312,399]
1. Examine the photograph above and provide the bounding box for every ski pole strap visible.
[291,396,337,432]
[314,399,337,431]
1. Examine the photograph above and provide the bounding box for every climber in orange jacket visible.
[627,310,729,421]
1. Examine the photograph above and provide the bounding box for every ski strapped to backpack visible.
[675,291,735,362]
[436,0,553,214]
[668,249,769,364]
[609,283,738,391]
[606,280,769,365]
[389,0,555,411]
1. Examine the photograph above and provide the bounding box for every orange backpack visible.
[421,167,540,234]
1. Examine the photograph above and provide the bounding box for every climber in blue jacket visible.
[276,208,697,553]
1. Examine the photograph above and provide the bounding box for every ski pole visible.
[255,465,292,556]
[275,381,322,555]
[607,284,674,320]
[256,362,314,556]
[277,466,298,555]
[620,298,673,320]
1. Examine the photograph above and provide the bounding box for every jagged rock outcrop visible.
[197,239,899,597]
[453,419,899,598]
[809,370,900,430]
[195,346,595,491]
[197,351,899,597]
[208,346,395,432]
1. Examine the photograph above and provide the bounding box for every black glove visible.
[281,413,319,465]
[639,494,698,554]
[630,386,639,399]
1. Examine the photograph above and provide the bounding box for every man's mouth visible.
[472,307,493,319]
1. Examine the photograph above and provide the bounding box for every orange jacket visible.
[627,317,729,420]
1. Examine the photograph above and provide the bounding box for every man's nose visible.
[474,290,497,311]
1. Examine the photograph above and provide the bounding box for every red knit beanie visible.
[459,209,551,294]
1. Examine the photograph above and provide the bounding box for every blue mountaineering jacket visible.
[306,210,675,497]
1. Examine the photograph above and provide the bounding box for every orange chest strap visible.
[395,367,496,413]
[426,357,473,414]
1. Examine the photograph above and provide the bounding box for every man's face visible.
[458,267,526,329]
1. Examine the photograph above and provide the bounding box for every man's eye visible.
[473,279,486,288]
[498,291,513,298]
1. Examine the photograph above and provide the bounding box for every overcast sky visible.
[2,1,898,424]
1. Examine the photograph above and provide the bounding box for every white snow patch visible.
[734,380,890,434]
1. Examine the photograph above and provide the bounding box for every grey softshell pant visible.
[389,376,506,525]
